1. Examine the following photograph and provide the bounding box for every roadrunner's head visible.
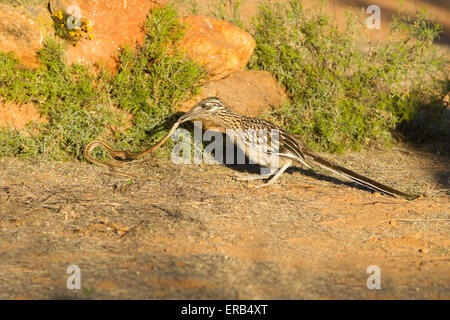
[178,97,231,124]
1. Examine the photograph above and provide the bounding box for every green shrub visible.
[171,0,245,28]
[208,0,245,29]
[249,0,449,152]
[0,0,47,6]
[1,2,448,160]
[110,5,205,151]
[0,5,205,160]
[0,40,125,160]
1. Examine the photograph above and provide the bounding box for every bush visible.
[0,0,47,6]
[0,5,205,160]
[0,1,448,160]
[248,0,449,152]
[0,41,128,160]
[111,5,205,151]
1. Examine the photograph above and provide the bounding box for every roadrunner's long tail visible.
[302,149,418,200]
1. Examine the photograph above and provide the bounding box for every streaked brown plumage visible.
[179,97,417,200]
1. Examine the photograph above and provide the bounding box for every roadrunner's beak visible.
[178,107,205,124]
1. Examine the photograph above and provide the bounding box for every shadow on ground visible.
[0,140,448,299]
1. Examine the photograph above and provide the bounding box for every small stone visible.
[388,220,398,227]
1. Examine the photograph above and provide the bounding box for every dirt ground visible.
[0,140,448,299]
[0,0,448,301]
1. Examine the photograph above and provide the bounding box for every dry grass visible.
[0,141,448,299]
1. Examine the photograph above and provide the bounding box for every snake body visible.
[83,120,181,172]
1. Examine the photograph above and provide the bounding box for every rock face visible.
[48,0,166,70]
[0,102,47,131]
[0,2,273,132]
[179,70,287,118]
[178,15,255,81]
[1,2,255,81]
[0,3,53,68]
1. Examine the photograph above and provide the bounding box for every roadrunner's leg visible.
[235,160,293,188]
[261,160,292,187]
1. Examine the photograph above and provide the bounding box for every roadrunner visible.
[179,97,417,200]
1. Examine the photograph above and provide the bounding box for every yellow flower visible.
[89,34,94,40]
[87,26,92,32]
[55,10,63,20]
[69,31,75,37]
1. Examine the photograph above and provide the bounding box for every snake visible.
[83,120,181,176]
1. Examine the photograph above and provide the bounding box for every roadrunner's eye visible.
[203,103,216,111]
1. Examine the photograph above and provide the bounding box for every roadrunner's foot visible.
[253,162,292,188]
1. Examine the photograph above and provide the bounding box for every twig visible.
[377,218,450,225]
[362,201,403,205]
[392,147,413,155]
[119,221,145,239]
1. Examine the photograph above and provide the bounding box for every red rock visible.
[0,3,53,68]
[2,2,254,80]
[178,15,255,81]
[179,70,287,120]
[49,0,166,70]
[0,102,48,133]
